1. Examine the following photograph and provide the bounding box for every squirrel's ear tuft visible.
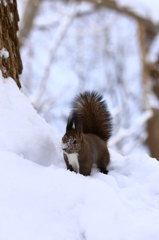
[66,115,74,131]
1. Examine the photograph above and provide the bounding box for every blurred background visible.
[17,0,159,158]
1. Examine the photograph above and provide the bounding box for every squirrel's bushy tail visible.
[72,91,112,142]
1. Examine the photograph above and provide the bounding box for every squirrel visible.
[62,91,112,176]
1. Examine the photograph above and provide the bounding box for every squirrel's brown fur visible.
[62,91,112,176]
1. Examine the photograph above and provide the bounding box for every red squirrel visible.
[62,91,112,176]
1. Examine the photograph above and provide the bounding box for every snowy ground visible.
[1,74,159,240]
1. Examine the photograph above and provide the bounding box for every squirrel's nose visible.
[62,148,67,152]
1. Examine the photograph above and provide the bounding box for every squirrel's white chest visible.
[66,153,79,173]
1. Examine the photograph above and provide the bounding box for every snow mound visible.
[1,150,159,240]
[1,74,159,240]
[0,73,59,166]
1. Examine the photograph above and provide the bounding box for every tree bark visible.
[138,22,149,109]
[0,0,22,88]
[147,59,159,160]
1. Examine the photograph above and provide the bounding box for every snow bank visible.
[1,150,159,240]
[1,74,159,240]
[0,73,59,166]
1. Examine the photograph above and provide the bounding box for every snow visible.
[3,0,7,7]
[10,12,13,22]
[0,72,59,166]
[0,48,9,59]
[1,73,159,240]
[1,150,159,240]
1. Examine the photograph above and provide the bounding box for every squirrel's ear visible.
[76,125,83,140]
[74,112,83,139]
[66,115,73,131]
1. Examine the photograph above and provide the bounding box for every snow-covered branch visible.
[33,4,78,107]
[109,110,153,147]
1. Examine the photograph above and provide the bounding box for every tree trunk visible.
[147,109,159,159]
[147,59,159,160]
[0,0,22,88]
[138,21,149,108]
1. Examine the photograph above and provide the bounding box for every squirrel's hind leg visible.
[99,168,108,174]
[97,148,110,174]
[97,159,109,174]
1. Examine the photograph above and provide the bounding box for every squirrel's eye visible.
[73,140,76,144]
